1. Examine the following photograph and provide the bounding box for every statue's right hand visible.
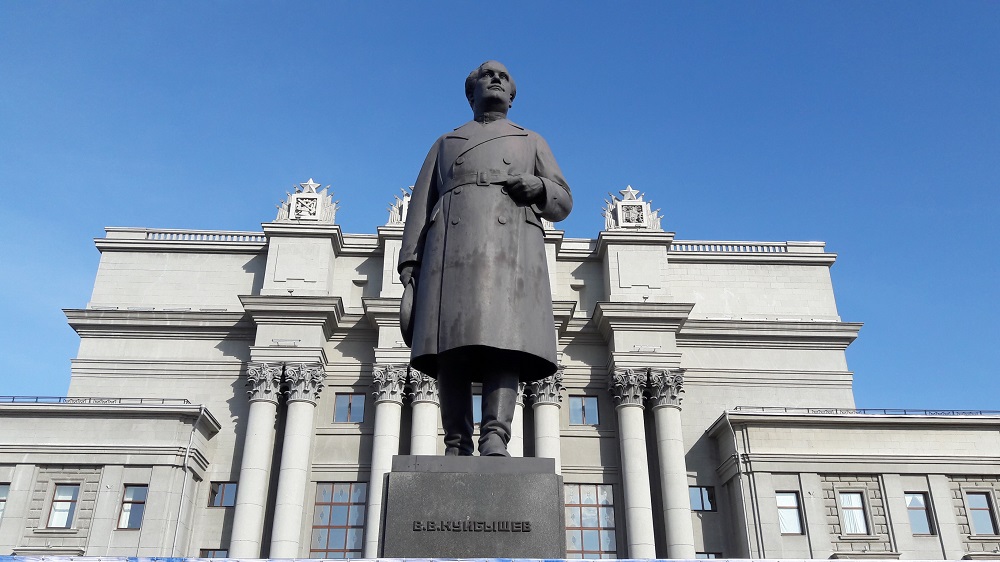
[400,265,420,288]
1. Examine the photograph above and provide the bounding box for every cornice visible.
[709,411,1000,439]
[262,222,345,254]
[552,300,576,334]
[240,295,345,329]
[595,230,675,257]
[0,403,222,435]
[678,319,863,349]
[64,309,253,339]
[363,297,400,329]
[592,301,694,340]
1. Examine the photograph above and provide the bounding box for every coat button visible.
[456,156,465,165]
[454,186,462,194]
[498,216,507,224]
[451,217,460,225]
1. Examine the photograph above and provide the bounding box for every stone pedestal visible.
[380,455,565,558]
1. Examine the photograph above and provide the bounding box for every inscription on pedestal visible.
[380,455,565,558]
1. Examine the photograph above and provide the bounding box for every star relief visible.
[299,178,321,193]
[619,185,641,200]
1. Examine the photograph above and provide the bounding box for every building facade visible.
[1,181,998,559]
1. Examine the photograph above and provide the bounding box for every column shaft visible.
[617,403,657,558]
[229,399,278,558]
[510,399,525,457]
[409,401,438,455]
[269,400,317,557]
[655,404,696,558]
[362,400,402,557]
[533,403,561,473]
[362,364,406,558]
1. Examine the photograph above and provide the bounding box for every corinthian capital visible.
[285,362,326,403]
[516,382,527,407]
[648,368,685,408]
[372,363,407,404]
[529,366,565,406]
[608,368,647,407]
[407,368,439,405]
[246,362,283,403]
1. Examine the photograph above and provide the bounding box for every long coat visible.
[398,118,572,382]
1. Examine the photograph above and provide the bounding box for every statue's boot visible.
[437,368,474,456]
[478,369,518,457]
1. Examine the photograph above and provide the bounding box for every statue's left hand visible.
[503,174,544,205]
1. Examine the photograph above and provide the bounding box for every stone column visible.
[362,364,407,558]
[529,368,565,473]
[269,363,326,558]
[229,362,282,558]
[408,368,439,456]
[649,368,695,559]
[509,382,527,457]
[609,368,656,558]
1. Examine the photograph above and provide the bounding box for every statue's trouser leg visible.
[479,367,518,457]
[436,366,474,456]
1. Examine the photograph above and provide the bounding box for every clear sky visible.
[1,1,997,409]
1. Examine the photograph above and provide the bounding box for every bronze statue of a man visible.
[398,61,573,456]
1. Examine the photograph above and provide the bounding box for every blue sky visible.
[1,1,997,409]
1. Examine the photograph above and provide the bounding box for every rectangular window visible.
[0,483,8,520]
[967,491,999,535]
[47,484,80,528]
[776,491,803,534]
[200,550,228,558]
[695,553,722,559]
[333,393,365,423]
[208,482,237,507]
[311,482,367,558]
[690,486,716,512]
[905,492,934,535]
[838,491,869,535]
[565,483,617,558]
[117,485,148,529]
[569,396,600,425]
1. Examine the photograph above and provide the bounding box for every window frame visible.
[569,396,600,426]
[775,491,804,535]
[689,486,717,512]
[333,393,365,423]
[963,489,1000,536]
[903,491,935,536]
[208,481,238,508]
[117,484,148,530]
[310,481,368,559]
[199,549,229,558]
[46,483,81,529]
[836,489,873,536]
[695,553,723,559]
[564,483,618,558]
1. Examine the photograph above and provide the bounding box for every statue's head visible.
[465,60,516,111]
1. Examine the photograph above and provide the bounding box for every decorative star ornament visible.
[299,178,321,193]
[619,185,641,200]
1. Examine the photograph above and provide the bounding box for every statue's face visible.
[472,61,513,111]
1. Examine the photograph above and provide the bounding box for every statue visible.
[398,61,573,456]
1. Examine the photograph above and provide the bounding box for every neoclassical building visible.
[1,180,998,560]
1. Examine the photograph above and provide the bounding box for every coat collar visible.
[444,119,528,162]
